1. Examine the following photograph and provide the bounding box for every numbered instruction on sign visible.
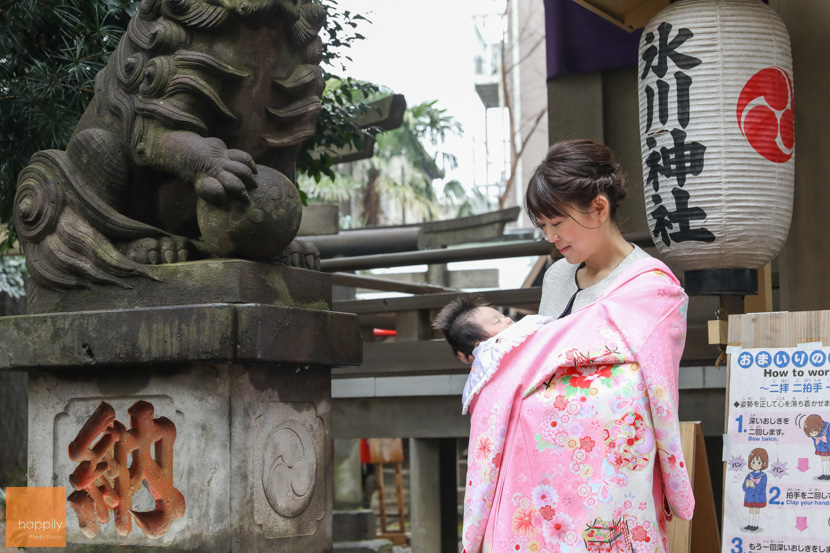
[724,346,830,553]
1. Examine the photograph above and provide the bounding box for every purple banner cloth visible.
[543,0,643,78]
[542,0,769,79]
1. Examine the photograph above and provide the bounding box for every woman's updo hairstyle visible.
[525,139,627,226]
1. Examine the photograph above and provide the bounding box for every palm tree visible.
[302,99,465,227]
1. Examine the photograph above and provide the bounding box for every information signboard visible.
[723,344,830,553]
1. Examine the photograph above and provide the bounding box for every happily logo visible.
[5,487,67,548]
[736,67,794,163]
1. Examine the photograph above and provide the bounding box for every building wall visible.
[546,68,647,237]
[769,0,830,311]
[545,2,830,312]
[509,0,550,227]
[503,0,550,227]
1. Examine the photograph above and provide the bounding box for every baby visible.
[434,294,553,414]
[432,294,515,364]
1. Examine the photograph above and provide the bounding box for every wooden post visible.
[395,462,405,534]
[667,421,720,553]
[396,309,432,342]
[369,438,408,545]
[744,262,773,313]
[376,462,387,534]
[439,438,458,553]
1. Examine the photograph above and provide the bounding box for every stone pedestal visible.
[0,261,362,552]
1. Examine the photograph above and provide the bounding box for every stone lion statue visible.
[14,0,326,290]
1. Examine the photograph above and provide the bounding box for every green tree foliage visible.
[296,0,381,188]
[0,0,137,252]
[0,0,378,251]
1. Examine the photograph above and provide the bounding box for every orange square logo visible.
[5,487,67,548]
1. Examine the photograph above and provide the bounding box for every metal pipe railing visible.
[320,232,653,272]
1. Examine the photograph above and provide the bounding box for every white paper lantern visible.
[638,0,794,271]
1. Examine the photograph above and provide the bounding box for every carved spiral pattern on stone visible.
[147,20,188,53]
[140,56,174,97]
[262,427,316,518]
[14,166,65,242]
[164,0,190,15]
[118,52,146,93]
[139,0,162,17]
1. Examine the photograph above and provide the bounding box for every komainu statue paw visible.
[275,239,320,270]
[119,236,195,265]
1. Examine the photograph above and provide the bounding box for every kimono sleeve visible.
[629,276,696,521]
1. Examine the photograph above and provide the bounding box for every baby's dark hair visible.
[432,293,490,357]
[525,139,627,226]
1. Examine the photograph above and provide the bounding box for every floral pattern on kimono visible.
[461,259,694,553]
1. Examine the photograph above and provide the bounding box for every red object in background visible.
[360,438,371,464]
[373,328,397,337]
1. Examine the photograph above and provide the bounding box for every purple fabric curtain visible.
[543,0,643,78]
[543,0,770,79]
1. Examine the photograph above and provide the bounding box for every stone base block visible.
[333,509,376,542]
[333,539,393,553]
[27,362,333,552]
[26,260,332,314]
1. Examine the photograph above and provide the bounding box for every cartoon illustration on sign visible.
[801,414,830,480]
[741,447,768,532]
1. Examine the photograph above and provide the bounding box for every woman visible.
[461,139,694,553]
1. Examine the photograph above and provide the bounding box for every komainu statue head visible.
[14,0,327,291]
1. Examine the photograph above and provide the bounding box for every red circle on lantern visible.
[736,67,794,163]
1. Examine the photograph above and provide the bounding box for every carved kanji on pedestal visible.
[67,401,185,538]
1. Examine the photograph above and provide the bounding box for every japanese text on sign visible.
[724,347,830,553]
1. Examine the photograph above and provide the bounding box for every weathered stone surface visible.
[333,539,393,553]
[0,371,27,487]
[26,260,331,314]
[26,362,334,552]
[333,509,376,542]
[0,303,361,370]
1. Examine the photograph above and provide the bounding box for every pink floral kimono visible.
[461,258,695,553]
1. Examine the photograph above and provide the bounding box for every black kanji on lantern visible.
[641,21,700,132]
[644,72,694,132]
[650,187,716,246]
[641,22,702,80]
[642,20,713,247]
[645,130,706,190]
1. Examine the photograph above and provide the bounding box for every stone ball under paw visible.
[197,165,302,261]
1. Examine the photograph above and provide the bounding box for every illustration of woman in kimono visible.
[742,447,768,531]
[802,414,830,479]
[461,140,694,553]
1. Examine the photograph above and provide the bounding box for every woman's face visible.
[750,457,763,471]
[536,205,602,265]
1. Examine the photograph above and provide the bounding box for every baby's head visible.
[433,294,513,365]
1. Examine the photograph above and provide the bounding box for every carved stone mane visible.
[14,0,326,291]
